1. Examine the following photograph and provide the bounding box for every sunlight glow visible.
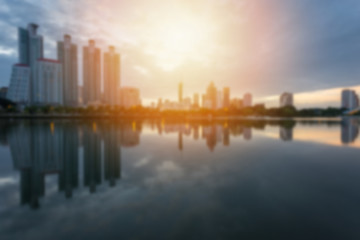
[145,13,213,71]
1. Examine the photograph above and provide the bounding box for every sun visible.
[145,14,213,71]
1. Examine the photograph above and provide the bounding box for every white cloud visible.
[0,46,16,57]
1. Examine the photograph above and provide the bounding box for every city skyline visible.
[1,1,360,108]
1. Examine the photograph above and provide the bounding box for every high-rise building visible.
[280,92,293,107]
[33,59,63,105]
[341,89,359,110]
[57,34,78,107]
[120,87,141,108]
[0,87,8,99]
[8,23,43,105]
[193,93,199,107]
[223,87,230,108]
[202,82,217,109]
[182,97,192,110]
[178,82,183,103]
[83,40,101,106]
[217,90,223,109]
[18,23,43,68]
[243,93,252,107]
[157,98,163,109]
[104,46,120,106]
[7,64,31,103]
[231,98,243,109]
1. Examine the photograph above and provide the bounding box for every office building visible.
[223,87,230,108]
[104,46,120,106]
[32,59,63,105]
[7,64,31,103]
[341,89,359,110]
[83,40,101,106]
[243,93,252,107]
[120,87,141,108]
[57,34,78,107]
[231,98,243,109]
[178,82,183,103]
[202,82,217,109]
[182,97,192,110]
[217,90,223,109]
[8,23,43,104]
[193,93,199,108]
[0,87,8,99]
[157,98,163,109]
[280,92,293,107]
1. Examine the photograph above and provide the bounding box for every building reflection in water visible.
[7,121,124,209]
[243,128,252,140]
[4,118,360,209]
[341,118,359,144]
[280,126,293,141]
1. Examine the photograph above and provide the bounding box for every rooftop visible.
[14,63,29,67]
[37,58,61,64]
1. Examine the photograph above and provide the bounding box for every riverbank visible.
[0,113,356,122]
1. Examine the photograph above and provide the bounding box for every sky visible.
[0,0,360,107]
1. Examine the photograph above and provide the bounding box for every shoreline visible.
[0,113,355,121]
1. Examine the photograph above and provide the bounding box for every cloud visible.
[0,0,360,107]
[0,46,16,57]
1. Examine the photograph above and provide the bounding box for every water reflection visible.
[4,121,123,209]
[1,118,360,239]
[341,118,359,144]
[0,118,360,210]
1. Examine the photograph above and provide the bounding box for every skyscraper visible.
[178,82,183,103]
[33,59,63,105]
[8,23,43,104]
[217,90,223,109]
[341,89,359,110]
[104,46,120,106]
[223,87,230,108]
[120,87,141,108]
[193,93,199,108]
[83,40,101,106]
[7,64,31,103]
[280,92,293,107]
[203,82,217,109]
[57,34,78,107]
[243,93,252,107]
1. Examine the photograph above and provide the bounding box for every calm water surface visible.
[0,118,360,239]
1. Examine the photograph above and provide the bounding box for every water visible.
[0,118,360,239]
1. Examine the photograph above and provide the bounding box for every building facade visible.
[33,59,63,105]
[7,64,31,103]
[193,93,199,108]
[178,82,183,103]
[83,40,101,106]
[57,35,78,107]
[341,89,359,110]
[217,90,223,109]
[280,92,293,107]
[223,87,230,108]
[8,23,43,105]
[104,46,120,106]
[120,87,141,108]
[202,82,217,109]
[243,93,252,107]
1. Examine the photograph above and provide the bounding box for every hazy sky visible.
[0,0,360,107]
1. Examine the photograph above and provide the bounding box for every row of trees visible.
[1,104,358,117]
